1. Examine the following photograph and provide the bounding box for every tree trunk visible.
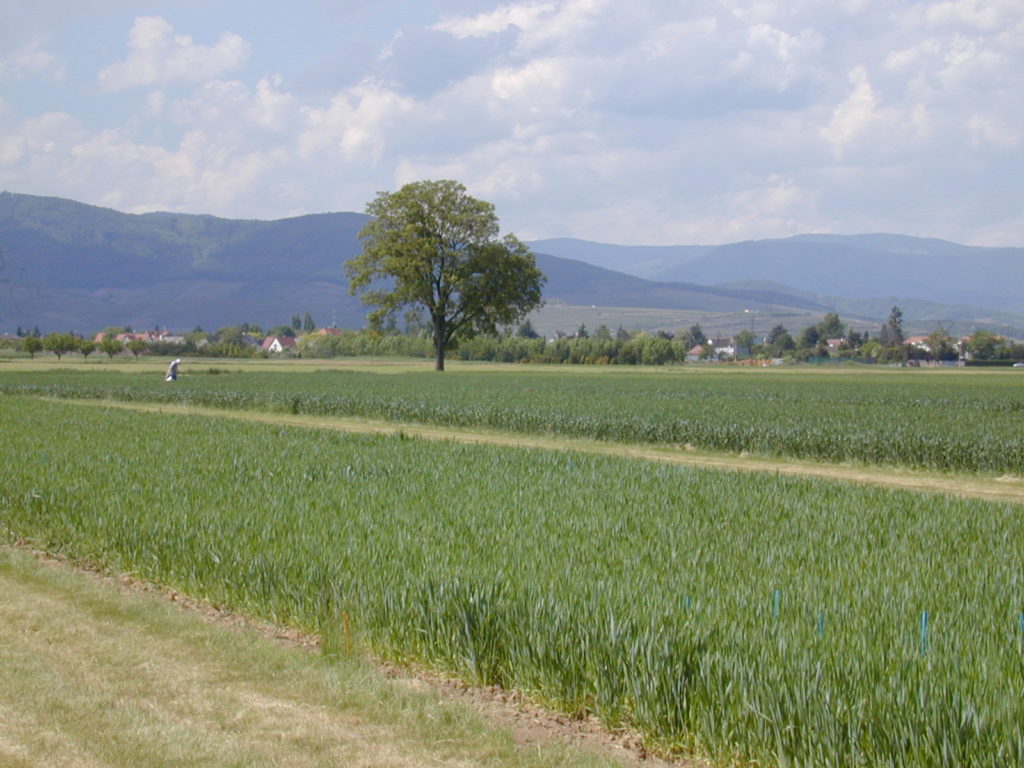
[433,314,446,371]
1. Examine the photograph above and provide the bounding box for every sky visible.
[1,0,1021,246]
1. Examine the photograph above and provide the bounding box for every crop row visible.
[3,367,1024,473]
[2,396,1023,766]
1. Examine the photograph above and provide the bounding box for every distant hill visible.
[0,192,830,334]
[2,191,1022,338]
[529,234,1024,316]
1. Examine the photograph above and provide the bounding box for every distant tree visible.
[303,312,316,332]
[879,305,904,347]
[127,338,148,357]
[99,336,124,359]
[594,324,612,341]
[42,332,76,360]
[925,327,957,361]
[78,338,97,360]
[798,325,820,349]
[843,328,864,351]
[516,319,540,339]
[101,325,130,337]
[216,326,246,346]
[291,315,302,330]
[734,329,755,356]
[575,323,588,339]
[769,330,795,355]
[22,335,43,358]
[767,324,788,345]
[817,312,845,339]
[347,179,544,371]
[688,324,706,347]
[965,329,1002,361]
[267,325,296,338]
[860,340,882,360]
[616,325,631,342]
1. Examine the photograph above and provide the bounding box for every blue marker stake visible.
[818,612,825,638]
[684,596,692,611]
[772,590,781,621]
[920,611,929,657]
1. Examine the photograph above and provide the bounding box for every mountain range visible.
[1,191,1022,339]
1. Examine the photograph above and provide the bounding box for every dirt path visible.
[52,397,1024,504]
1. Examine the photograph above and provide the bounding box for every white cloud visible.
[64,128,292,215]
[0,36,63,80]
[936,34,1006,90]
[821,66,880,158]
[298,81,416,162]
[968,114,1019,150]
[917,0,1019,31]
[489,58,578,115]
[434,1,556,38]
[165,75,295,133]
[98,16,250,90]
[434,0,607,52]
[2,1,1022,245]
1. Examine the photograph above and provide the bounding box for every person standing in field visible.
[165,358,180,381]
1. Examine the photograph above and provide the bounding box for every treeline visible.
[299,326,687,364]
[6,308,1024,365]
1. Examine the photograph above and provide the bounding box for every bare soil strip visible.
[52,397,1024,505]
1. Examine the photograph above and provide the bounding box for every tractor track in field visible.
[49,397,1024,505]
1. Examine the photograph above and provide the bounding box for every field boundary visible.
[45,396,1024,505]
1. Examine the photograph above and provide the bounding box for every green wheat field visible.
[2,365,1023,767]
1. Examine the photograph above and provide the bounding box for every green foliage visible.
[77,339,96,359]
[817,312,845,339]
[879,305,905,347]
[965,330,1003,361]
[21,336,43,358]
[6,368,1024,474]
[98,336,124,359]
[347,180,545,370]
[2,396,1023,767]
[126,338,148,357]
[515,319,540,339]
[687,323,706,347]
[42,333,76,360]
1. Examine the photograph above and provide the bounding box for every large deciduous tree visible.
[346,180,545,371]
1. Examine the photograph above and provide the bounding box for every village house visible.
[93,330,172,344]
[261,335,297,354]
[904,335,931,352]
[710,338,735,359]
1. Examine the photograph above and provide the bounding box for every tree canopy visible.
[346,180,545,370]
